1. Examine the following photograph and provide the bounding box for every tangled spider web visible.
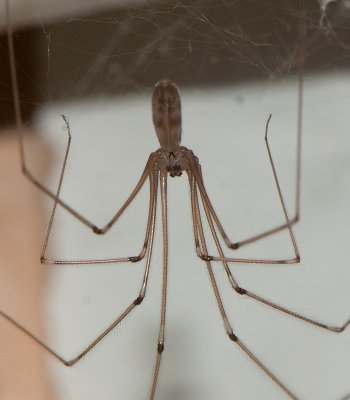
[1,0,350,110]
[1,1,350,400]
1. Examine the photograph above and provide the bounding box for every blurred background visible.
[0,1,350,400]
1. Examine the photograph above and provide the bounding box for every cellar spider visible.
[3,2,350,399]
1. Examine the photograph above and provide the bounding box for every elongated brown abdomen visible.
[152,80,182,151]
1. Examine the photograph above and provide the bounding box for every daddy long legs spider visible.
[3,2,350,398]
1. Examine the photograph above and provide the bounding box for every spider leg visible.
[96,155,156,234]
[191,134,298,253]
[6,3,155,237]
[240,289,350,333]
[41,155,157,265]
[188,154,299,264]
[185,55,302,253]
[187,170,298,400]
[190,171,350,334]
[20,133,154,235]
[0,169,158,366]
[150,171,168,400]
[228,42,304,249]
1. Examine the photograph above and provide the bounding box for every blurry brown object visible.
[0,131,56,400]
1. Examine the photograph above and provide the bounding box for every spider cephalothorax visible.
[154,146,192,177]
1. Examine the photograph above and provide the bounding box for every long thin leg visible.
[41,156,156,265]
[40,114,72,263]
[188,170,298,400]
[5,0,154,236]
[190,172,350,334]
[188,144,299,264]
[0,168,158,366]
[184,45,304,253]
[191,160,300,264]
[150,171,168,400]
[241,289,350,333]
[23,147,154,235]
[230,41,304,249]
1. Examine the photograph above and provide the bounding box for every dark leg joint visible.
[93,226,103,234]
[157,343,164,353]
[201,255,214,262]
[133,296,144,306]
[129,256,141,263]
[230,242,240,250]
[229,332,238,342]
[235,287,247,295]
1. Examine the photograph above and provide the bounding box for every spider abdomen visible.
[152,79,182,151]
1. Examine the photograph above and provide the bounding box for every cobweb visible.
[2,0,349,110]
[1,1,350,400]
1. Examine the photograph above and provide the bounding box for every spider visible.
[3,2,350,398]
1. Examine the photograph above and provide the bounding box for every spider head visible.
[155,147,189,177]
